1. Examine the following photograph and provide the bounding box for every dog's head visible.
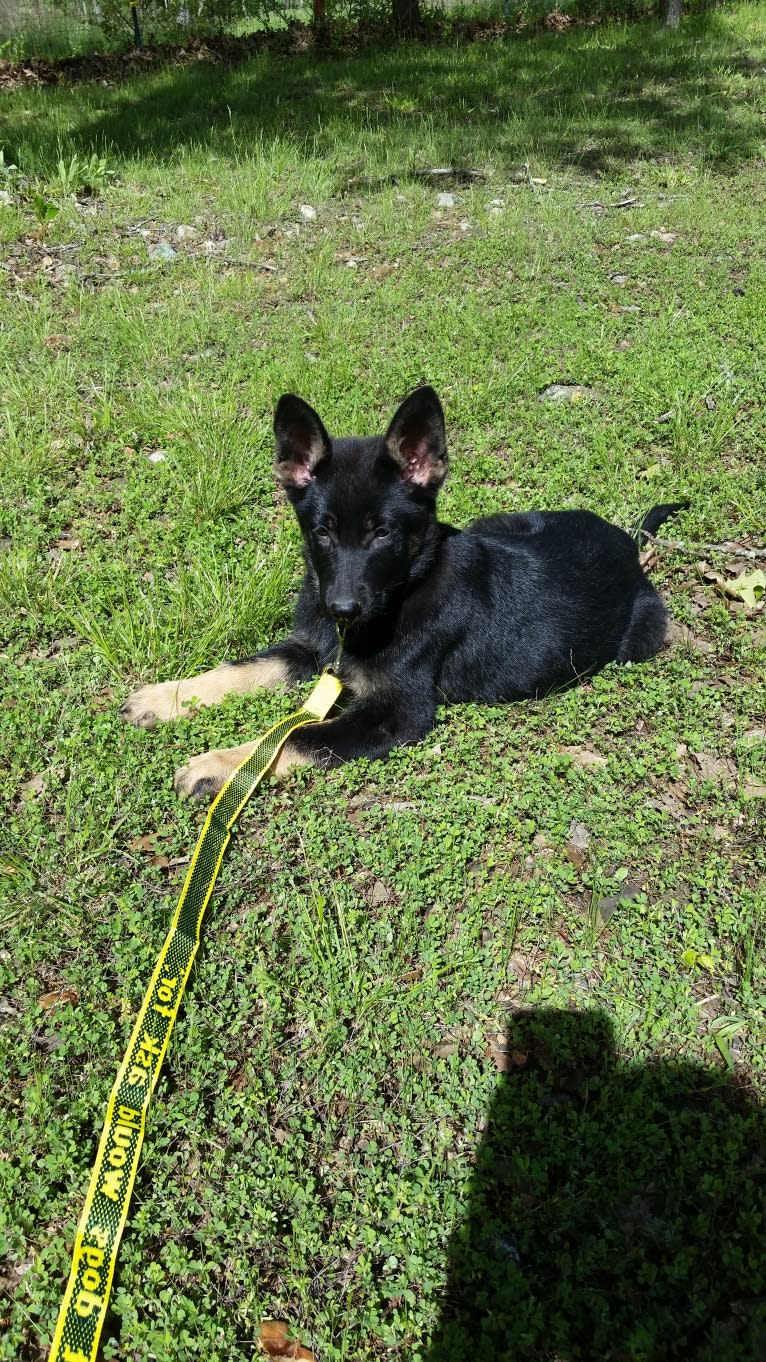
[273,386,447,626]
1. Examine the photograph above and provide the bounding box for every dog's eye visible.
[315,526,332,544]
[373,527,390,541]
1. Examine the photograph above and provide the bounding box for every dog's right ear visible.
[274,394,331,489]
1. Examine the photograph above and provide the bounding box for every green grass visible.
[1,8,766,1360]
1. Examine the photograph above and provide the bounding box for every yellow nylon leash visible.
[49,670,343,1362]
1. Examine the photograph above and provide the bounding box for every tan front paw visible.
[174,743,258,801]
[121,679,204,728]
[174,738,312,800]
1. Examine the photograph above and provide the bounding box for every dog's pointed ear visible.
[385,386,448,489]
[274,394,331,489]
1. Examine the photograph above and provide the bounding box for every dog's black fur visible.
[239,385,685,767]
[122,386,686,791]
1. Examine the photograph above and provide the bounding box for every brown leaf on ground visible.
[743,780,766,799]
[38,988,78,1012]
[21,772,47,800]
[258,1320,315,1359]
[129,833,160,853]
[692,752,736,785]
[559,746,608,769]
[598,882,642,925]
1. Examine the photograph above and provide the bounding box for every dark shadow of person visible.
[426,1009,766,1362]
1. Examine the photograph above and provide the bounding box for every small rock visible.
[437,192,456,208]
[175,224,198,242]
[650,229,677,244]
[299,204,317,220]
[567,820,591,852]
[147,450,167,464]
[610,272,629,286]
[490,198,505,208]
[148,241,178,263]
[370,880,389,907]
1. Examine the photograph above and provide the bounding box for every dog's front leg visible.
[174,695,435,799]
[120,639,320,728]
[273,693,437,775]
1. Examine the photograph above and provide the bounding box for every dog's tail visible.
[638,500,690,540]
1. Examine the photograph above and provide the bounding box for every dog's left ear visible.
[385,386,448,489]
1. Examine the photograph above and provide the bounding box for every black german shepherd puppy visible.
[121,387,686,799]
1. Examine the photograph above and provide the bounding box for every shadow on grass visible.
[427,1008,766,1362]
[2,15,764,177]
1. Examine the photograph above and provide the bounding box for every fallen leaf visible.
[129,833,159,853]
[680,948,716,972]
[258,1320,315,1359]
[743,779,766,799]
[692,752,736,784]
[38,987,78,1011]
[598,882,642,924]
[726,569,766,609]
[21,772,47,800]
[560,746,608,769]
[488,1042,510,1071]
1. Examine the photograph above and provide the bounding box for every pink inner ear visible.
[401,435,432,486]
[290,463,313,487]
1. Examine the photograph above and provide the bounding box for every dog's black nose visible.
[328,598,361,622]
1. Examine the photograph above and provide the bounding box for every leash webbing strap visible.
[48,670,343,1362]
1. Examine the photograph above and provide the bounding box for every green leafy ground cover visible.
[1,9,766,1359]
